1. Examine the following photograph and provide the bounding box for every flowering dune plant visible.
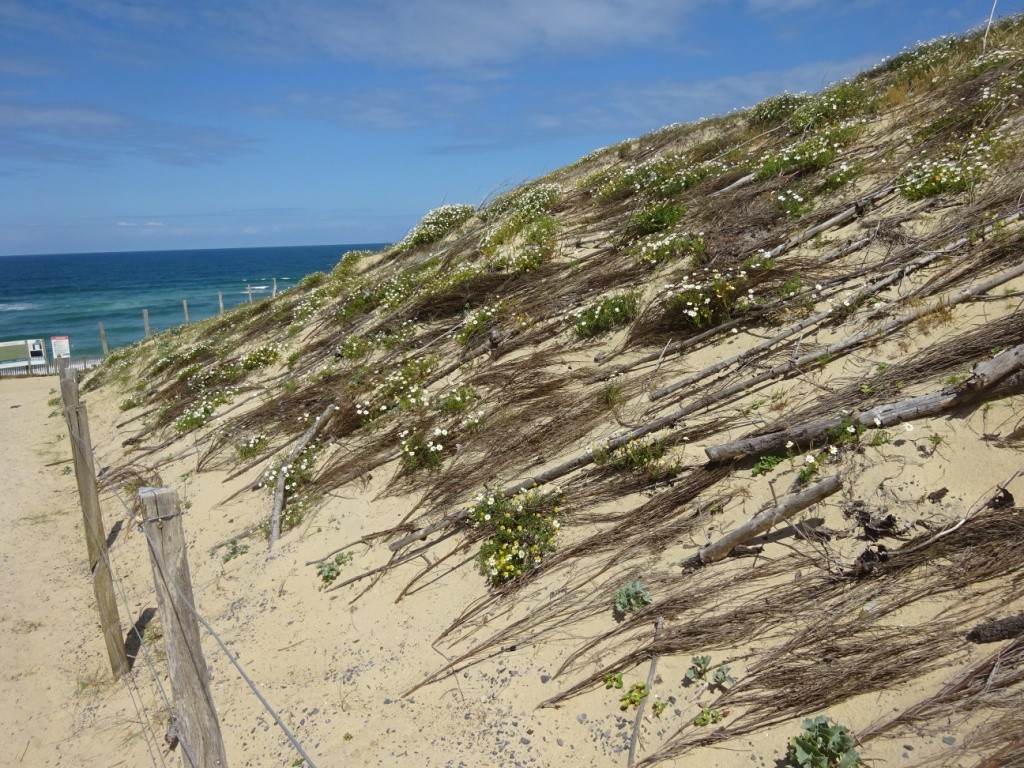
[898,126,1008,199]
[470,488,563,585]
[396,203,475,251]
[630,231,706,267]
[572,292,641,338]
[663,266,755,332]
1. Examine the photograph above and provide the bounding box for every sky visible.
[2,0,1023,256]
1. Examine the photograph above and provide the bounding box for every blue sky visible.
[2,0,1021,256]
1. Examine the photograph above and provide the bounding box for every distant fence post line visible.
[143,308,150,337]
[138,487,229,767]
[60,370,129,680]
[98,322,109,357]
[182,299,190,324]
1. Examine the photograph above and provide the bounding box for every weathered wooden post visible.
[143,308,151,337]
[63,393,129,679]
[218,291,224,315]
[182,299,190,324]
[98,322,109,357]
[272,278,278,297]
[138,487,228,767]
[246,284,253,303]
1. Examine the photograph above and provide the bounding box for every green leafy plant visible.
[435,384,478,414]
[711,665,736,691]
[797,453,823,484]
[614,579,653,618]
[603,672,624,689]
[598,382,627,408]
[752,454,784,476]
[787,716,861,768]
[748,91,809,127]
[651,699,668,718]
[693,706,724,727]
[619,682,648,711]
[623,201,685,240]
[684,655,712,684]
[235,433,267,460]
[826,417,866,446]
[399,428,449,471]
[118,394,145,411]
[222,539,249,563]
[773,188,814,219]
[685,655,735,691]
[316,552,353,588]
[572,292,641,339]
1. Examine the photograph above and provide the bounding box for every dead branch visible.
[693,474,841,565]
[628,616,665,767]
[269,403,337,548]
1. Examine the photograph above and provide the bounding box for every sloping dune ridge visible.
[6,16,1024,768]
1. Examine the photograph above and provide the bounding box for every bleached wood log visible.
[269,403,336,548]
[696,474,841,564]
[705,343,1024,462]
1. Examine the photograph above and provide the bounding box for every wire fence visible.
[62,400,320,768]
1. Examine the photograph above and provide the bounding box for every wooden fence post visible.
[218,291,224,315]
[64,397,129,679]
[143,308,151,337]
[246,285,253,303]
[138,487,228,767]
[98,322,109,357]
[182,299,190,324]
[272,278,277,297]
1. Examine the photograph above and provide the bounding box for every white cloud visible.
[211,0,702,69]
[747,0,823,11]
[0,100,253,167]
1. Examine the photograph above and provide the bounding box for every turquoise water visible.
[0,244,386,358]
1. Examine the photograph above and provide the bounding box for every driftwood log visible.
[706,343,1024,462]
[693,474,842,565]
[627,616,665,767]
[269,403,337,548]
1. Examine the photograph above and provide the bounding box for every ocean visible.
[0,244,387,359]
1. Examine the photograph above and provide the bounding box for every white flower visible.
[904,423,914,432]
[805,454,816,464]
[785,440,795,449]
[828,445,838,455]
[873,417,882,427]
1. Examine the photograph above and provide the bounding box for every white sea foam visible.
[0,302,36,312]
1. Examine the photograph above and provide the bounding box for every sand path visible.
[0,376,154,768]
